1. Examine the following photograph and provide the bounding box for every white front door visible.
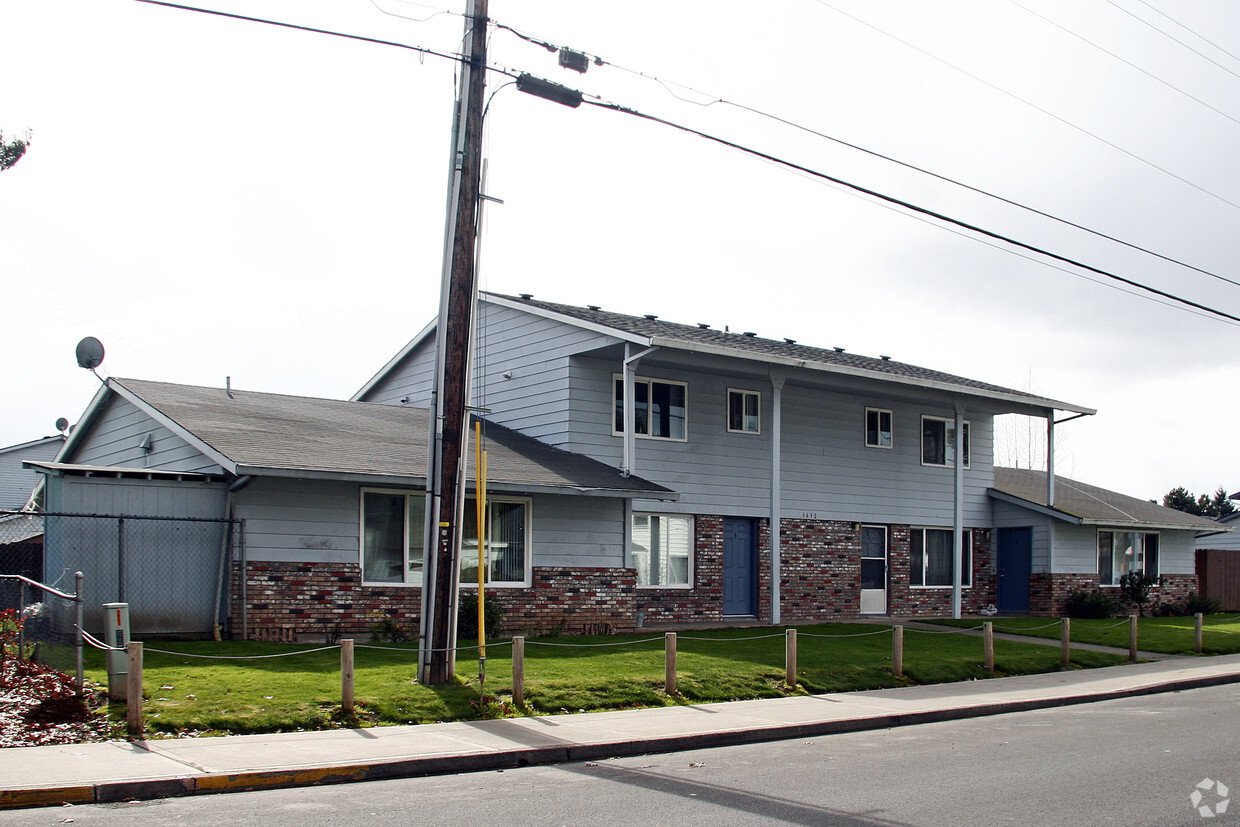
[860,525,888,614]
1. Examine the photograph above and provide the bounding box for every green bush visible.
[1186,592,1223,615]
[1119,571,1159,616]
[457,591,503,641]
[1064,589,1116,619]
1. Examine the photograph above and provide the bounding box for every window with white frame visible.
[360,489,426,584]
[910,528,972,588]
[866,407,893,448]
[460,498,532,587]
[1097,530,1159,586]
[728,389,760,434]
[921,416,970,467]
[632,513,693,587]
[614,376,687,440]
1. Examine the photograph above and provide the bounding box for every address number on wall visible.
[800,512,819,520]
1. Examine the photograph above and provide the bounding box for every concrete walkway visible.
[3,645,1240,810]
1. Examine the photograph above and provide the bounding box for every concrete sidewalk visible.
[4,651,1240,810]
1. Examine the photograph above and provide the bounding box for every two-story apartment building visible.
[29,292,1220,638]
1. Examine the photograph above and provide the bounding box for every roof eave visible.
[657,337,1096,415]
[988,489,1084,524]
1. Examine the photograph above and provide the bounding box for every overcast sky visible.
[4,0,1239,502]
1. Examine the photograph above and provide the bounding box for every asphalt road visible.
[7,684,1240,826]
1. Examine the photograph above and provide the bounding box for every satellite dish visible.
[75,337,105,370]
[55,417,69,434]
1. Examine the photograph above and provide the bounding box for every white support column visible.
[770,369,786,626]
[620,344,657,478]
[1046,413,1056,507]
[952,402,965,619]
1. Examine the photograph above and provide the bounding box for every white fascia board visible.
[483,294,650,346]
[57,381,112,462]
[108,379,239,474]
[1081,518,1232,532]
[351,319,438,401]
[652,337,1096,416]
[987,489,1084,524]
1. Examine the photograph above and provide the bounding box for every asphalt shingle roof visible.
[491,293,1092,414]
[990,467,1224,531]
[112,378,673,497]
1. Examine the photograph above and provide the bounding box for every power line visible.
[576,95,1240,325]
[130,0,463,63]
[489,16,1240,291]
[1130,0,1240,66]
[807,0,1240,213]
[1007,0,1240,128]
[1103,0,1240,82]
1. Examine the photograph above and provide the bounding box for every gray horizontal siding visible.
[233,478,361,564]
[1053,523,1197,576]
[0,439,61,509]
[71,396,224,474]
[569,356,995,525]
[529,494,625,568]
[359,338,437,407]
[51,475,227,518]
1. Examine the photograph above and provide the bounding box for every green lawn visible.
[83,623,1127,737]
[920,615,1240,655]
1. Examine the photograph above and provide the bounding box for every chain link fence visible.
[0,511,239,638]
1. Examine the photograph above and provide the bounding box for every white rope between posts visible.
[994,621,1063,632]
[677,632,788,642]
[527,636,666,648]
[906,625,987,635]
[797,627,893,638]
[144,645,340,659]
[1203,614,1240,625]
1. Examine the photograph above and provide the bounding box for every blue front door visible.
[723,518,757,616]
[997,528,1033,613]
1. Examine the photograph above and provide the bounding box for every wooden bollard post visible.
[785,628,797,689]
[341,639,354,715]
[126,641,143,738]
[1195,613,1204,654]
[1129,614,1138,662]
[512,636,525,707]
[1061,617,1071,666]
[665,632,677,695]
[983,621,994,673]
[892,625,904,678]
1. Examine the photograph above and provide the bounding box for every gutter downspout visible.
[770,369,786,625]
[621,343,658,478]
[952,401,965,619]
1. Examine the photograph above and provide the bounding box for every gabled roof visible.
[0,435,66,456]
[356,292,1094,415]
[60,378,675,499]
[989,467,1227,532]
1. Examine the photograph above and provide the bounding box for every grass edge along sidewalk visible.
[88,622,1128,737]
[922,614,1240,655]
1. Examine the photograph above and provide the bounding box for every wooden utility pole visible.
[419,0,489,685]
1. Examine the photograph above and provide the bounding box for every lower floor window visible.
[633,513,692,587]
[361,490,425,584]
[461,498,531,587]
[911,528,972,588]
[1098,530,1159,585]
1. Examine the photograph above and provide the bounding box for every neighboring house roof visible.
[356,292,1094,416]
[0,435,66,510]
[55,378,674,499]
[990,467,1227,532]
[0,512,45,544]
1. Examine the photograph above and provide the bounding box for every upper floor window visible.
[922,416,970,468]
[361,489,426,585]
[1098,530,1159,586]
[865,408,893,448]
[911,528,972,588]
[461,497,532,587]
[728,389,760,434]
[614,376,687,440]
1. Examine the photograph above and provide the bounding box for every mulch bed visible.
[0,658,113,747]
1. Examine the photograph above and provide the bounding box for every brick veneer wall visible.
[635,515,773,626]
[886,528,994,617]
[1029,572,1200,616]
[232,563,638,641]
[779,519,860,620]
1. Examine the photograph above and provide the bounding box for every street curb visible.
[6,669,1240,810]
